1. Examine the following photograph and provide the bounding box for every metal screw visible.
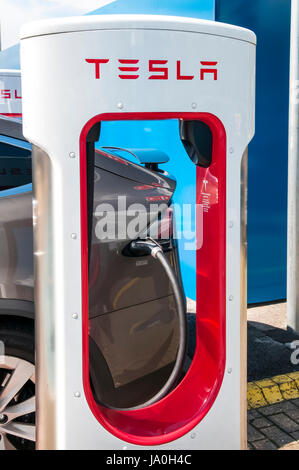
[229,147,234,154]
[74,392,81,398]
[229,295,234,301]
[191,433,196,439]
[72,313,78,320]
[191,102,197,109]
[229,221,234,228]
[69,152,76,159]
[71,233,77,240]
[117,102,124,109]
[228,368,233,374]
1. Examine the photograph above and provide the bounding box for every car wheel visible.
[0,321,35,450]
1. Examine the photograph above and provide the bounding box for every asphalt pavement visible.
[247,303,299,381]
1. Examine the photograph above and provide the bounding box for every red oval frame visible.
[80,112,227,446]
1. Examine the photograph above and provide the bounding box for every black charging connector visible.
[128,238,163,258]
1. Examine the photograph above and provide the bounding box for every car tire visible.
[0,319,35,450]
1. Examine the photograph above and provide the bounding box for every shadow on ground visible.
[186,314,299,382]
[248,322,299,382]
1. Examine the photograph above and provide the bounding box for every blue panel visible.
[216,0,290,303]
[88,0,214,18]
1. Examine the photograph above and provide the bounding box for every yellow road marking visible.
[247,383,267,409]
[272,375,293,385]
[280,381,299,400]
[248,373,299,409]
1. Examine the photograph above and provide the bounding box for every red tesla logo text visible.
[85,59,218,81]
[0,89,22,100]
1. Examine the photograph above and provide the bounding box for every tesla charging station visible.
[20,15,256,450]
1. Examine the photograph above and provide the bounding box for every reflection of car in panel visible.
[0,116,185,448]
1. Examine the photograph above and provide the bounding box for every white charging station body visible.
[20,15,256,450]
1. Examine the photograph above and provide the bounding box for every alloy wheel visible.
[0,356,35,450]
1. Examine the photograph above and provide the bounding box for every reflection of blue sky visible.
[97,119,198,299]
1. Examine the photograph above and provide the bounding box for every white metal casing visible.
[20,15,256,450]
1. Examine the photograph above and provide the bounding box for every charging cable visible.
[116,237,187,410]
